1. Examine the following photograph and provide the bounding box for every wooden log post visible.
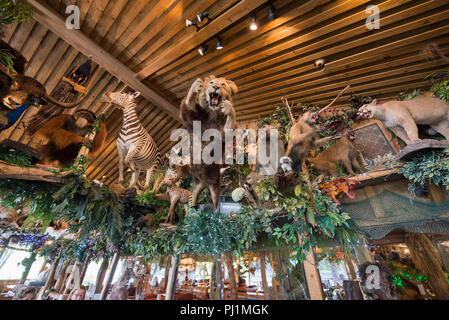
[224,251,237,300]
[259,250,270,300]
[94,258,109,294]
[62,260,82,297]
[79,255,91,285]
[100,251,121,300]
[165,254,180,300]
[302,249,325,300]
[354,244,374,265]
[405,232,449,300]
[19,251,37,284]
[54,260,69,292]
[37,255,60,300]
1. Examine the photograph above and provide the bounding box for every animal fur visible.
[308,130,365,183]
[160,168,191,224]
[358,97,449,144]
[180,75,238,209]
[31,109,107,168]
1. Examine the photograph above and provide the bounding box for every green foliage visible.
[398,89,421,101]
[431,80,449,101]
[364,153,399,171]
[398,150,449,195]
[0,144,33,168]
[0,48,16,73]
[256,177,363,261]
[0,0,32,30]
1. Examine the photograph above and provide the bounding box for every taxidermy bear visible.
[358,96,449,144]
[31,109,107,168]
[179,75,238,208]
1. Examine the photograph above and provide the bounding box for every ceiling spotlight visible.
[268,5,276,21]
[250,16,257,30]
[197,11,209,23]
[186,18,198,28]
[216,37,223,50]
[198,44,208,56]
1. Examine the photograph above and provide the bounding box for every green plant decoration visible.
[0,0,32,32]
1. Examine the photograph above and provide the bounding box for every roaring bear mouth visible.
[3,98,21,110]
[209,92,222,109]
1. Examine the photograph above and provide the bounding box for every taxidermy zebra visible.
[160,168,191,224]
[102,91,160,190]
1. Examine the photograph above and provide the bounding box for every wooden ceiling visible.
[1,0,449,186]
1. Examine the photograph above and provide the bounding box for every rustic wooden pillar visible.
[94,258,109,294]
[224,251,237,300]
[165,254,180,300]
[37,255,60,300]
[63,260,81,296]
[405,232,449,300]
[302,250,325,300]
[0,238,10,261]
[19,251,36,284]
[38,257,50,274]
[79,255,90,285]
[100,251,120,300]
[54,260,69,292]
[259,250,270,300]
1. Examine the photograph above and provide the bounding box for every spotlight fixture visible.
[197,11,209,23]
[216,37,223,50]
[250,16,257,30]
[314,58,326,69]
[268,4,276,21]
[186,18,196,27]
[198,44,208,56]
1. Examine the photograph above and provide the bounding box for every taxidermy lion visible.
[308,130,365,183]
[358,97,449,144]
[179,75,238,209]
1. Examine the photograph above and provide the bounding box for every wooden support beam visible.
[136,0,269,79]
[37,255,60,300]
[24,0,180,121]
[100,251,120,300]
[302,250,325,300]
[165,254,180,300]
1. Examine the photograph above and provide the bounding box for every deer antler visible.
[317,84,351,115]
[282,97,296,124]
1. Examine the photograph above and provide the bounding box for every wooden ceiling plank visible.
[165,0,362,91]
[133,0,236,71]
[8,20,37,52]
[170,0,434,94]
[149,0,300,83]
[238,80,432,121]
[231,24,449,96]
[108,0,172,59]
[235,47,449,108]
[236,67,446,118]
[25,0,180,120]
[136,0,270,79]
[25,32,59,78]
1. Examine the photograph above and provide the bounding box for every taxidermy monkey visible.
[308,130,365,183]
[179,75,238,209]
[358,96,449,144]
[31,109,107,168]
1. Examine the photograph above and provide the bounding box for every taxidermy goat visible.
[179,75,238,208]
[159,168,191,224]
[358,96,449,144]
[308,130,365,183]
[31,109,107,168]
[102,91,160,190]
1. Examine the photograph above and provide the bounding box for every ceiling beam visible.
[135,0,269,80]
[24,0,180,121]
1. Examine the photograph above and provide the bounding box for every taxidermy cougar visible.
[358,96,449,144]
